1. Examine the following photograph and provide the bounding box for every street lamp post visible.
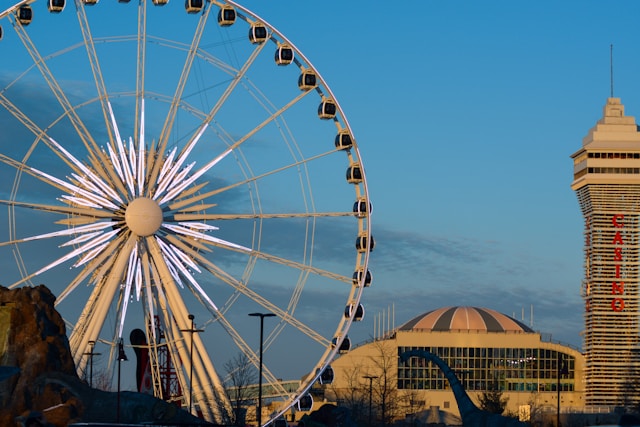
[363,375,378,426]
[117,338,128,423]
[557,354,568,427]
[83,340,101,388]
[249,312,276,427]
[181,314,203,414]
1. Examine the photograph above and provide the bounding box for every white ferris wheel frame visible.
[0,0,373,424]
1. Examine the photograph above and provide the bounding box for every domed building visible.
[326,306,585,423]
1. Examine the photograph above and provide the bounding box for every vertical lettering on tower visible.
[612,214,625,312]
[585,216,592,312]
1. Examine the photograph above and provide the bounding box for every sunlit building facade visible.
[571,97,640,406]
[327,306,584,422]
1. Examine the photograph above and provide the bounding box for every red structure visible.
[153,316,183,405]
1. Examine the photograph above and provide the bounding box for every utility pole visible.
[557,354,568,427]
[181,314,203,414]
[117,339,128,423]
[83,340,101,388]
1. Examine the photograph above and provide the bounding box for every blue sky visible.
[1,0,640,390]
[236,0,640,349]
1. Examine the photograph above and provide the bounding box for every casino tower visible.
[571,98,640,405]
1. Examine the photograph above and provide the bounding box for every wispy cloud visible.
[352,223,584,349]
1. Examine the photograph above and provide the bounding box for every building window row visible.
[397,346,575,393]
[588,152,640,159]
[587,167,640,174]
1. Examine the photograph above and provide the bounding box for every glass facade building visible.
[328,306,585,421]
[398,346,575,392]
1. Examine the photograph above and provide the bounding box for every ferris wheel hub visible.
[125,197,163,236]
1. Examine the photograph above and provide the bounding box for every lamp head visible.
[118,340,128,361]
[248,312,276,318]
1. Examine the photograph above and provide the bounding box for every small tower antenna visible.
[610,44,614,98]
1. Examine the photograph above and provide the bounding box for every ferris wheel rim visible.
[0,0,373,423]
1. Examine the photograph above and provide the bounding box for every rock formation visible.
[0,285,211,426]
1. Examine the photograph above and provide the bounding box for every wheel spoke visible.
[216,310,291,397]
[0,93,103,179]
[150,2,214,191]
[167,147,338,212]
[168,227,350,284]
[57,234,127,305]
[8,228,120,289]
[157,87,312,206]
[0,198,114,222]
[135,0,148,152]
[150,41,268,202]
[9,12,104,174]
[74,0,117,149]
[173,211,355,221]
[163,233,332,347]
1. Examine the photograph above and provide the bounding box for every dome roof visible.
[399,306,534,333]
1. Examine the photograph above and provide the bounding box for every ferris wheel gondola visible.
[217,4,235,26]
[47,0,65,13]
[16,5,32,25]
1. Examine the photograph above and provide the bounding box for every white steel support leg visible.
[70,235,137,370]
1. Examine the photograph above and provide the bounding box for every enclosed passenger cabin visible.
[316,365,334,384]
[83,0,98,5]
[248,22,267,44]
[318,98,336,119]
[297,393,313,411]
[355,232,375,253]
[332,336,351,354]
[185,0,203,13]
[16,6,33,26]
[298,69,317,91]
[344,303,365,321]
[217,5,236,26]
[48,0,65,13]
[335,129,353,150]
[353,197,372,218]
[275,44,294,65]
[152,0,168,5]
[352,268,372,287]
[346,163,362,184]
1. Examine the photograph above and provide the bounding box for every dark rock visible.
[0,285,212,427]
[0,285,77,426]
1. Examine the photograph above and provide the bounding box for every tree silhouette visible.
[477,387,508,415]
[224,353,257,425]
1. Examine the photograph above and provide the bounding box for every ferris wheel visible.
[0,0,373,424]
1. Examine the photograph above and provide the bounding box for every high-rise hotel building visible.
[571,98,640,405]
